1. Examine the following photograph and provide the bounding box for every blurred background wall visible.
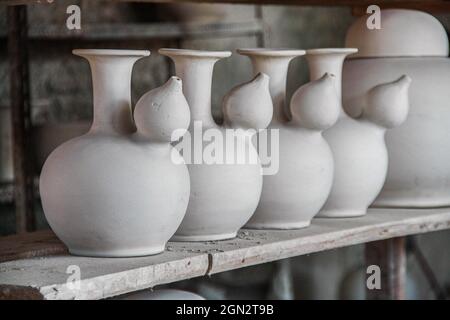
[0,1,448,300]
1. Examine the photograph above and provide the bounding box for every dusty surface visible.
[1,207,449,299]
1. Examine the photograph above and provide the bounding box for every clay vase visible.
[115,289,205,300]
[40,49,191,257]
[304,49,411,218]
[159,48,272,241]
[237,49,340,229]
[344,9,450,208]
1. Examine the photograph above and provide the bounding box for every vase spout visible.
[223,72,273,131]
[290,73,340,131]
[363,75,412,129]
[134,76,190,143]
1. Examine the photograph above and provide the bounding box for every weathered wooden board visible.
[0,229,67,263]
[0,207,449,299]
[3,0,450,12]
[0,21,264,40]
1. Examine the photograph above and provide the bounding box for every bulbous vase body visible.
[41,136,189,256]
[321,118,388,217]
[250,125,335,228]
[238,49,339,228]
[160,49,272,241]
[40,50,190,257]
[178,128,264,240]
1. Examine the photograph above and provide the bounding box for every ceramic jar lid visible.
[345,9,449,58]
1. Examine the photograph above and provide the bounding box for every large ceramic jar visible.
[343,9,450,207]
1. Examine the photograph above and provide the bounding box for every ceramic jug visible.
[237,49,340,229]
[40,49,190,257]
[344,9,450,208]
[304,48,411,218]
[159,48,272,241]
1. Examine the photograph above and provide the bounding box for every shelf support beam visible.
[365,236,406,300]
[7,5,35,233]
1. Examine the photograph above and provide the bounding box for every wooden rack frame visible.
[2,0,450,11]
[1,0,450,300]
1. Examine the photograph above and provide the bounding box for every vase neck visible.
[249,57,293,124]
[306,49,357,118]
[238,49,304,124]
[89,57,136,134]
[172,56,218,128]
[74,50,149,135]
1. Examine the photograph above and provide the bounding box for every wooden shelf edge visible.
[208,208,450,275]
[0,207,449,300]
[0,229,67,263]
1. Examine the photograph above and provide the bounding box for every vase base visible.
[68,245,165,258]
[171,232,237,242]
[245,220,311,230]
[373,193,450,208]
[317,208,367,218]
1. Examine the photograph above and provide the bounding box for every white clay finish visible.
[344,9,450,208]
[346,9,448,58]
[40,49,190,257]
[305,49,411,218]
[238,49,340,229]
[160,48,272,241]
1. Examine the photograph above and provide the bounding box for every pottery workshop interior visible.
[1,0,450,304]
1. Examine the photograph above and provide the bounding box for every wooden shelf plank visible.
[0,21,264,41]
[0,229,67,263]
[0,207,449,299]
[3,0,450,12]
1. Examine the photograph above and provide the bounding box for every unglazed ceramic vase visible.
[40,49,190,257]
[344,9,450,208]
[115,289,205,300]
[339,266,419,300]
[159,48,272,241]
[305,49,411,218]
[237,49,339,229]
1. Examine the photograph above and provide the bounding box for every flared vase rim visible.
[159,48,232,59]
[306,48,358,55]
[237,48,306,57]
[72,49,151,57]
